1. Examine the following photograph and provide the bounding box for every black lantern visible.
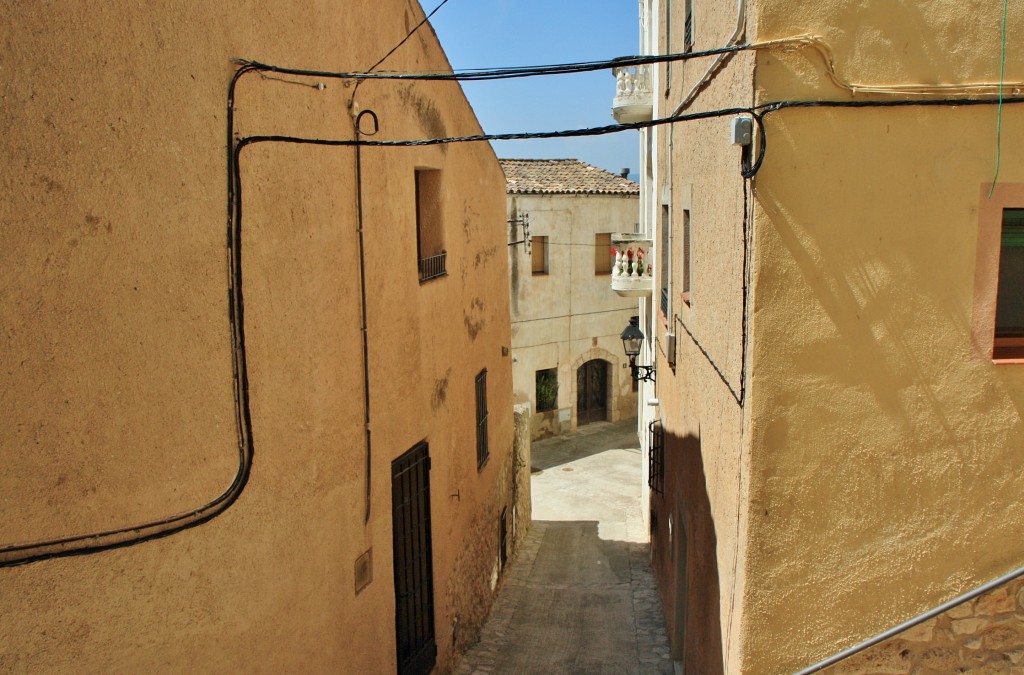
[621,316,655,382]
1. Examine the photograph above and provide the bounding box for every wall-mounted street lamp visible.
[621,315,655,383]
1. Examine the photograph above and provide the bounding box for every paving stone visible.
[454,420,673,675]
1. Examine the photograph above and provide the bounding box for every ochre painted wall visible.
[740,1,1024,672]
[0,3,513,672]
[646,0,756,671]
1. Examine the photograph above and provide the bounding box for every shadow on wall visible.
[651,431,725,674]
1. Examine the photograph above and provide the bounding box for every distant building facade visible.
[0,3,525,673]
[502,159,640,439]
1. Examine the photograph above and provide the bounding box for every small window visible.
[475,369,489,468]
[682,209,691,302]
[995,209,1024,355]
[532,235,549,275]
[536,368,558,411]
[416,169,446,282]
[595,233,613,275]
[683,0,694,53]
[660,205,671,318]
[648,420,664,495]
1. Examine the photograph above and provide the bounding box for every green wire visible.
[989,0,1009,199]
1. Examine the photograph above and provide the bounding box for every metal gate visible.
[576,359,608,425]
[392,442,437,675]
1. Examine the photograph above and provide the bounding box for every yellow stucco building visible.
[0,3,524,673]
[621,0,1024,672]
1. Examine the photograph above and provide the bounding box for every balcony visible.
[611,234,653,297]
[612,64,653,124]
[418,251,447,282]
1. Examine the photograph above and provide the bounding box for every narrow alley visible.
[455,420,673,675]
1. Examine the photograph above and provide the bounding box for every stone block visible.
[978,588,1017,616]
[901,619,935,642]
[962,636,982,650]
[952,617,990,635]
[948,602,974,619]
[983,620,1024,652]
[1018,585,1024,612]
[971,658,1013,675]
[831,641,910,675]
[1009,649,1024,665]
[918,646,960,672]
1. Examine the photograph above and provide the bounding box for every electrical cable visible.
[364,0,452,76]
[7,52,1024,565]
[0,63,261,568]
[989,0,1010,198]
[236,44,756,84]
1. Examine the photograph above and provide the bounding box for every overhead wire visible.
[7,18,1024,565]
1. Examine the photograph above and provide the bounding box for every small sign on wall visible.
[355,548,373,595]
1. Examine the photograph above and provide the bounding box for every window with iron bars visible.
[475,369,489,469]
[416,169,446,282]
[648,420,664,494]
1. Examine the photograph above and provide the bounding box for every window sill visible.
[991,346,1024,362]
[680,291,691,307]
[994,338,1024,362]
[532,272,549,277]
[477,454,490,472]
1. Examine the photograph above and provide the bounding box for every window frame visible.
[595,233,613,275]
[972,183,1024,363]
[475,369,489,468]
[995,208,1024,340]
[531,235,549,275]
[415,168,446,283]
[535,368,558,412]
[660,204,672,319]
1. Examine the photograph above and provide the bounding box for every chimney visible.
[620,168,630,178]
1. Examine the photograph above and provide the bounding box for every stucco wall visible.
[741,1,1024,672]
[0,3,513,672]
[507,192,639,438]
[645,0,756,670]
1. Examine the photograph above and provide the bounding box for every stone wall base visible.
[823,576,1024,674]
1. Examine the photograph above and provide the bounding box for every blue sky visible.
[428,0,641,176]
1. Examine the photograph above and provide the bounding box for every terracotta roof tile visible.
[499,158,639,195]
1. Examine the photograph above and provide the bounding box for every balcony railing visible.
[612,64,653,124]
[418,251,447,282]
[611,234,653,297]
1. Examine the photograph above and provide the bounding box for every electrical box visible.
[730,116,753,146]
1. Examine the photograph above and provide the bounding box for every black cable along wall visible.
[3,36,1021,566]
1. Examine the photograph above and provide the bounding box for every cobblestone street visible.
[455,420,673,675]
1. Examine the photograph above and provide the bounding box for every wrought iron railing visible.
[648,420,664,494]
[418,251,447,282]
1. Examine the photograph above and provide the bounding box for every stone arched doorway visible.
[576,359,609,426]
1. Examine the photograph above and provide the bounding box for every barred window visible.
[648,420,664,495]
[475,369,489,468]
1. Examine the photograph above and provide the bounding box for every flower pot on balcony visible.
[610,234,653,298]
